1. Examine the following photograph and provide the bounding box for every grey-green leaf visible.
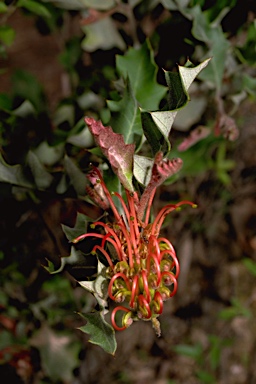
[78,311,117,355]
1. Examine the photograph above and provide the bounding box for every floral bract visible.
[73,118,196,335]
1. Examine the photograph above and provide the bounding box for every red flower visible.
[73,166,196,335]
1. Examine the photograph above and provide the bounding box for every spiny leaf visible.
[79,259,109,311]
[81,17,125,52]
[0,153,34,188]
[27,151,53,190]
[133,154,154,186]
[187,5,229,91]
[62,212,90,242]
[78,311,117,355]
[30,325,80,382]
[141,58,211,155]
[107,78,142,146]
[116,39,167,110]
[64,155,87,196]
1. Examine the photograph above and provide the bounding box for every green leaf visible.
[81,17,125,52]
[0,153,34,188]
[62,212,90,242]
[79,258,109,310]
[219,298,252,320]
[17,0,51,18]
[133,154,154,186]
[43,0,115,10]
[243,258,256,277]
[0,3,8,13]
[11,70,45,112]
[116,40,167,110]
[78,311,117,355]
[141,58,211,155]
[188,5,229,91]
[33,141,65,166]
[173,343,203,362]
[27,151,53,190]
[12,100,36,117]
[81,0,115,9]
[196,370,216,384]
[30,325,80,382]
[41,0,85,10]
[64,155,87,196]
[107,78,142,145]
[0,26,15,46]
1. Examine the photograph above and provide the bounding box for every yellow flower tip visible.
[192,204,198,209]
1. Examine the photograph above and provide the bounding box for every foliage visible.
[0,0,255,381]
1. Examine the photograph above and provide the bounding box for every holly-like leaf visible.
[17,0,52,18]
[64,155,87,196]
[62,212,90,242]
[85,117,135,191]
[0,153,34,188]
[30,325,80,382]
[43,0,115,10]
[107,78,142,146]
[133,154,154,186]
[141,58,211,155]
[187,5,229,91]
[116,39,167,111]
[78,311,116,355]
[27,151,53,190]
[79,258,109,311]
[81,17,125,52]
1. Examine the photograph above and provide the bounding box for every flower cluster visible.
[73,165,195,335]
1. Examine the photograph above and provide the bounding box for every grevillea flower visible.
[73,118,196,336]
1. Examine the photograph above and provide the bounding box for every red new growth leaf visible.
[85,117,135,191]
[178,126,211,152]
[137,152,183,221]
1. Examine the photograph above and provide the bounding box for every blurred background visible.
[0,1,256,383]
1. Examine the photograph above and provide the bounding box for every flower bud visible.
[122,311,133,328]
